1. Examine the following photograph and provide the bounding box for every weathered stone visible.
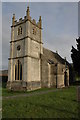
[27,81,41,91]
[7,6,70,91]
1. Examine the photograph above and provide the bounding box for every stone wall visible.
[8,7,42,91]
[41,55,49,88]
[50,65,56,87]
[7,7,70,91]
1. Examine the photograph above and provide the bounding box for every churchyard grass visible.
[2,87,57,96]
[2,86,80,118]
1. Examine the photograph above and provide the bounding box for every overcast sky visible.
[2,2,78,70]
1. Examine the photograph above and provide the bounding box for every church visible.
[7,6,69,91]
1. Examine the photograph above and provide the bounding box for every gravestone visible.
[77,86,80,102]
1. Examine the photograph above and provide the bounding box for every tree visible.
[71,37,80,76]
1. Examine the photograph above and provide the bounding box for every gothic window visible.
[33,27,36,35]
[20,27,22,34]
[33,28,34,34]
[18,26,22,35]
[15,60,22,80]
[18,27,20,35]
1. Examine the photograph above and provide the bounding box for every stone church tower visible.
[7,6,43,91]
[7,6,70,91]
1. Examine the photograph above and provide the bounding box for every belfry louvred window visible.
[15,60,22,80]
[18,26,22,35]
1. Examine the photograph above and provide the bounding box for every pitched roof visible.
[43,47,69,65]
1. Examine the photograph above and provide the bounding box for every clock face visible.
[17,45,21,51]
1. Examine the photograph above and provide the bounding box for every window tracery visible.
[18,26,22,35]
[15,60,22,80]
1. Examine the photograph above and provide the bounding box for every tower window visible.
[33,27,36,35]
[15,60,22,80]
[18,26,22,35]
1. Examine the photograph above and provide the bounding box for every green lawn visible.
[2,87,57,97]
[2,86,80,118]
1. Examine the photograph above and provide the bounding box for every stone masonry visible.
[7,6,69,91]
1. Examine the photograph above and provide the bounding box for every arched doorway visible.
[15,60,22,80]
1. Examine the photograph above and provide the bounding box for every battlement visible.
[12,6,42,29]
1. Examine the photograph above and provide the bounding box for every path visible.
[2,89,62,100]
